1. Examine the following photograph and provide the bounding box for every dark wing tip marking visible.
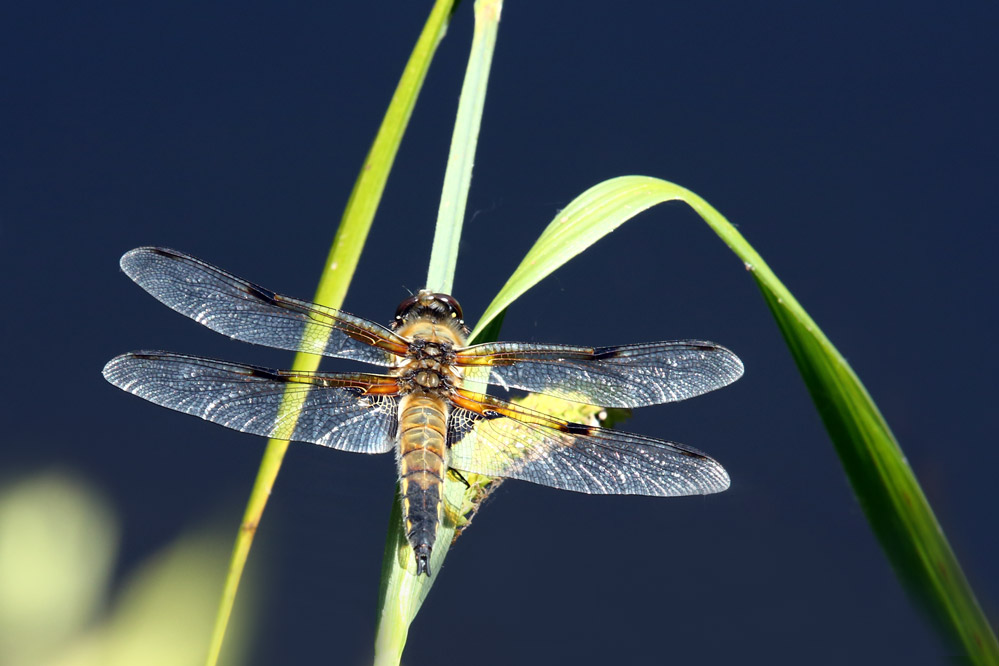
[103,350,165,375]
[121,246,176,269]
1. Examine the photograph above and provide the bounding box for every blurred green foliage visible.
[0,471,255,666]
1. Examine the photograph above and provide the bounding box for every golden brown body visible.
[392,301,468,575]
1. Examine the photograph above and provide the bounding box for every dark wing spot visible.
[241,366,286,381]
[240,282,279,304]
[563,422,596,436]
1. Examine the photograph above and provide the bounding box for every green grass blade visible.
[202,2,457,664]
[374,3,503,663]
[472,174,998,664]
[425,0,503,294]
[758,284,998,664]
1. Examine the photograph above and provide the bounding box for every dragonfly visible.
[103,247,744,576]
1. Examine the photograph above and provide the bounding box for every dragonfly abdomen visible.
[397,392,449,576]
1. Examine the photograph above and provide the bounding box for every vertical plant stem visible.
[202,2,457,664]
[374,2,503,664]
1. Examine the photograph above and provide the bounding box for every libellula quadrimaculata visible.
[103,247,743,575]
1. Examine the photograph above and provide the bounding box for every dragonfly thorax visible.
[394,327,464,398]
[407,338,456,362]
[397,356,457,394]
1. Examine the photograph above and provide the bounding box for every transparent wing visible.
[447,390,729,496]
[455,340,743,408]
[103,352,399,453]
[120,247,410,365]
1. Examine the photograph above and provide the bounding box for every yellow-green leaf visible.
[204,2,458,664]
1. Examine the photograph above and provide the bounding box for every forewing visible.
[120,247,409,365]
[447,390,729,496]
[103,352,398,453]
[456,341,743,408]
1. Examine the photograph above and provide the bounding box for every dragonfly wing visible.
[103,352,399,453]
[120,247,409,365]
[446,390,729,496]
[456,340,743,408]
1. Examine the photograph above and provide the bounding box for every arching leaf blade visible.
[470,174,997,664]
[471,176,695,339]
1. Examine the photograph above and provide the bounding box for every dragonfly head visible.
[393,290,466,333]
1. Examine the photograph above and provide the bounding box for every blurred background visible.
[2,2,996,664]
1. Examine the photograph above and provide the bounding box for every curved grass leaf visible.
[203,2,459,664]
[472,175,998,665]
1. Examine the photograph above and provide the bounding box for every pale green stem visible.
[425,0,503,294]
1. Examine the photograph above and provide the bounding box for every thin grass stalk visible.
[425,0,503,294]
[202,2,458,663]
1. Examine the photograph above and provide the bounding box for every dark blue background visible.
[3,2,996,664]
